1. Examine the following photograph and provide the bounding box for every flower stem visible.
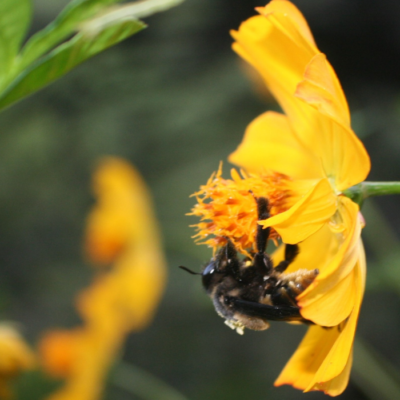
[343,181,400,206]
[111,361,190,400]
[361,182,400,197]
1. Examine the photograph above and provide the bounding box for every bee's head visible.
[201,259,225,293]
[179,258,225,293]
[180,240,239,293]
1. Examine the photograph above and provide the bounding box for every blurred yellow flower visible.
[39,329,82,379]
[40,157,166,400]
[191,0,370,395]
[0,324,35,399]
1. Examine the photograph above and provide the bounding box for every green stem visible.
[111,361,190,400]
[352,338,400,400]
[343,181,400,206]
[361,181,400,197]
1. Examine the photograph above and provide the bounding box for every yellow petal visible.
[232,4,370,190]
[228,111,324,180]
[309,350,353,396]
[328,121,370,191]
[0,325,35,400]
[231,12,316,136]
[300,266,356,327]
[85,157,162,265]
[85,158,139,264]
[298,198,362,325]
[272,222,339,274]
[295,53,350,127]
[0,325,35,375]
[275,243,364,395]
[45,158,167,400]
[313,198,361,281]
[231,2,325,166]
[272,206,358,326]
[274,324,341,390]
[259,178,337,244]
[271,198,364,328]
[40,329,82,378]
[78,243,166,333]
[293,54,370,189]
[112,246,166,331]
[305,246,365,388]
[256,0,316,48]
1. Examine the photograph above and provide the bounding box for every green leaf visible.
[18,0,121,71]
[0,0,31,74]
[0,0,184,110]
[18,0,184,72]
[0,18,146,111]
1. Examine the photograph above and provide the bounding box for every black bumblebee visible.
[181,196,319,334]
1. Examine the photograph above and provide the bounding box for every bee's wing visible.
[227,297,312,323]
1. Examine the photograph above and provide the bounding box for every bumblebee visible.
[181,196,319,334]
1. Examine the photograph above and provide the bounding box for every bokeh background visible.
[2,0,400,399]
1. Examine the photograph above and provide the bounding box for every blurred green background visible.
[2,0,400,399]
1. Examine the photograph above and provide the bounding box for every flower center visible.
[189,164,292,257]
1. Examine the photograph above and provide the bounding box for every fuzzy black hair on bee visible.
[181,196,319,334]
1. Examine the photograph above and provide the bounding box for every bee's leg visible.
[255,196,270,254]
[270,286,298,306]
[253,196,273,274]
[224,296,309,323]
[274,244,299,273]
[224,238,242,280]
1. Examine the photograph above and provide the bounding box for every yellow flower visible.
[40,157,166,400]
[39,329,83,379]
[191,0,370,395]
[0,324,35,399]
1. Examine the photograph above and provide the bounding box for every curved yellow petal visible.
[328,121,370,191]
[45,158,167,400]
[295,53,350,127]
[232,3,370,190]
[40,329,82,378]
[310,350,353,396]
[274,324,341,390]
[0,325,35,374]
[298,198,362,325]
[85,157,162,265]
[306,245,365,388]
[316,198,361,281]
[228,111,324,179]
[256,0,316,48]
[260,178,337,244]
[231,2,329,171]
[276,242,365,395]
[271,197,363,327]
[293,53,370,189]
[272,222,339,274]
[275,325,353,396]
[300,266,356,327]
[0,325,35,400]
[231,12,317,136]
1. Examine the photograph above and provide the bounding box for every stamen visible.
[189,165,292,257]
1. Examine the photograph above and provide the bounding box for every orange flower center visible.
[189,165,292,257]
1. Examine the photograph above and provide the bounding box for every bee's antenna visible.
[179,266,201,275]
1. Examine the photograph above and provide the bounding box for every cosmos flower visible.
[191,0,369,395]
[40,158,166,400]
[0,324,35,399]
